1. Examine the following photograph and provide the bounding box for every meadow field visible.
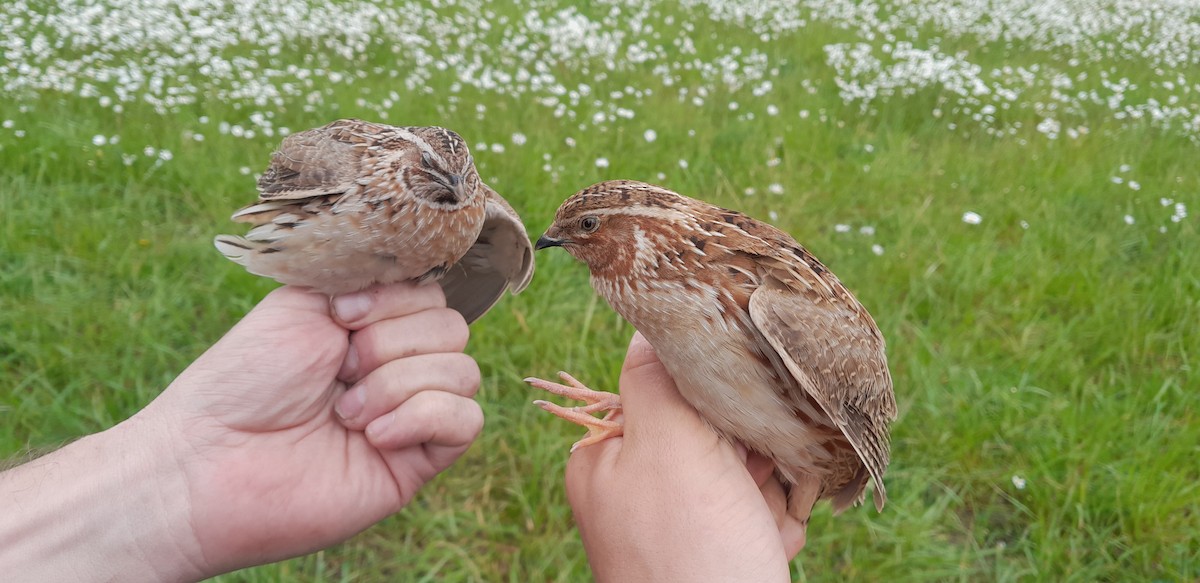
[2,0,1197,580]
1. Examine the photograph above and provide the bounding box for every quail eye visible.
[421,151,435,169]
[580,216,600,233]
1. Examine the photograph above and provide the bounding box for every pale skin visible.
[564,333,808,583]
[0,284,804,581]
[0,283,483,581]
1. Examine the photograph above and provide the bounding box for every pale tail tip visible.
[213,235,251,265]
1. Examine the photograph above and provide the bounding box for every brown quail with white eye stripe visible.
[526,180,896,535]
[214,119,533,323]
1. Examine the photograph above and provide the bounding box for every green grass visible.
[2,1,1198,581]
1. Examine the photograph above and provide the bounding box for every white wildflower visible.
[963,211,983,225]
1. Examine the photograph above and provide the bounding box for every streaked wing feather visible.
[748,273,895,511]
[255,121,367,201]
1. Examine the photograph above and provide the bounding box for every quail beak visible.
[447,175,469,203]
[535,233,565,250]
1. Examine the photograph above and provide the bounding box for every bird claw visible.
[525,371,624,451]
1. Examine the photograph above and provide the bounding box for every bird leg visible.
[524,371,623,452]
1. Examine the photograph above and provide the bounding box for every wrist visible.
[0,410,209,582]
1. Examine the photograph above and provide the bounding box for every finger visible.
[564,427,624,506]
[339,308,469,382]
[746,451,776,486]
[256,285,332,315]
[780,515,808,558]
[616,332,701,429]
[336,353,480,429]
[330,281,447,330]
[757,476,807,556]
[365,391,484,464]
[760,474,789,527]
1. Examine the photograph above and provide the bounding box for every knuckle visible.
[459,399,485,435]
[450,354,482,395]
[431,308,470,347]
[415,281,448,308]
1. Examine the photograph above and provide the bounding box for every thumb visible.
[617,332,703,433]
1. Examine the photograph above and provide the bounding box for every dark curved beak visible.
[535,234,564,250]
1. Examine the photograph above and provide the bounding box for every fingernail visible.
[335,385,365,421]
[366,411,395,438]
[332,292,371,323]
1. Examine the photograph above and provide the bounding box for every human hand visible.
[565,333,806,582]
[136,283,482,576]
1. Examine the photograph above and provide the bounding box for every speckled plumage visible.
[534,180,896,519]
[214,119,533,323]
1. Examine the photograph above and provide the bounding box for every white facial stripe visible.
[585,205,691,222]
[632,224,656,268]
